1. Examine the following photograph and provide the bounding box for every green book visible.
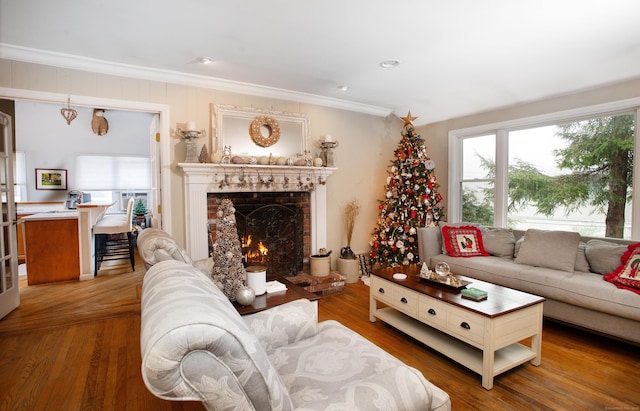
[461,287,488,301]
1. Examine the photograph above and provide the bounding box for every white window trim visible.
[448,97,640,239]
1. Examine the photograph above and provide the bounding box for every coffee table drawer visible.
[391,286,419,316]
[371,276,418,316]
[371,276,394,305]
[447,308,485,345]
[418,295,448,328]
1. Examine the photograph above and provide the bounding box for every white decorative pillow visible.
[514,229,581,272]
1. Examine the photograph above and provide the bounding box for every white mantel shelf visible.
[178,163,337,261]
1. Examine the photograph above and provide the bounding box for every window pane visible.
[461,181,494,225]
[462,134,495,180]
[507,115,634,239]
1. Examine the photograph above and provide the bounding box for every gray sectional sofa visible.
[418,226,640,345]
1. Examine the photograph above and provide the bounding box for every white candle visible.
[186,121,196,131]
[324,134,333,142]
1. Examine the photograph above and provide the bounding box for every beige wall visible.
[0,58,402,265]
[5,57,636,264]
[418,77,640,211]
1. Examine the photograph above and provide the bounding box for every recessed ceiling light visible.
[337,85,349,91]
[198,57,214,64]
[379,59,400,68]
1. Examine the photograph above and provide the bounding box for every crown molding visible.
[0,44,392,117]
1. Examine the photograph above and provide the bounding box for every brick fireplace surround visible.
[179,163,336,264]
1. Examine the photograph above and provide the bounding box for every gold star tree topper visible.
[401,111,418,128]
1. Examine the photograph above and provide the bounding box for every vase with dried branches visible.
[340,199,361,259]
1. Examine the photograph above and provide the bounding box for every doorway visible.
[0,87,172,232]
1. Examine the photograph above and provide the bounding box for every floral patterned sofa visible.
[140,259,451,411]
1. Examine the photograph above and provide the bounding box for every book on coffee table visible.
[461,287,488,301]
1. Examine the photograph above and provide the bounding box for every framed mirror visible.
[211,104,310,158]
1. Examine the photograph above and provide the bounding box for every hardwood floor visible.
[0,258,638,411]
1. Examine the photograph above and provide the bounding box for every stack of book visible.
[266,280,287,293]
[461,287,488,301]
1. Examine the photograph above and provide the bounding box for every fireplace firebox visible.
[208,192,310,276]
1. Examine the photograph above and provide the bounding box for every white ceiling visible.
[1,0,640,125]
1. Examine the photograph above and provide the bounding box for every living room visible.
[1,1,640,410]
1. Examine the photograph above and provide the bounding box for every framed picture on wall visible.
[35,168,67,190]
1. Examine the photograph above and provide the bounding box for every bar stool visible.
[94,197,135,275]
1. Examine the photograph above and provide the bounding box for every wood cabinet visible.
[23,213,80,285]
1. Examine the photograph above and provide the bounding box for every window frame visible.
[448,97,640,239]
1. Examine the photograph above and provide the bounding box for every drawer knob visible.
[428,308,437,315]
[400,297,408,304]
[460,322,471,330]
[378,288,385,294]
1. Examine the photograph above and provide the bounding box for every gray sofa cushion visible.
[514,229,580,272]
[574,242,590,273]
[481,227,516,258]
[585,239,627,274]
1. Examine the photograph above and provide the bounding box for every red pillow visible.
[604,242,640,295]
[441,225,489,257]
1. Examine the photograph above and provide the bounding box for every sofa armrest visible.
[140,260,293,410]
[243,298,319,351]
[137,228,193,267]
[418,226,443,268]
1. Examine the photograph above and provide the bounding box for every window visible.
[121,192,148,211]
[450,100,639,239]
[76,155,151,191]
[76,155,151,214]
[460,135,495,225]
[14,151,26,202]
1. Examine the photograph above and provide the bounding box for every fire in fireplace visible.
[241,235,269,265]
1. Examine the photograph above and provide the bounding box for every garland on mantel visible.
[210,169,327,191]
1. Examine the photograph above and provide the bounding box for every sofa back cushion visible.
[514,229,581,272]
[141,260,293,410]
[574,242,591,272]
[585,239,627,274]
[480,227,516,258]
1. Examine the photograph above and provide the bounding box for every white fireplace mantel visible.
[179,163,337,261]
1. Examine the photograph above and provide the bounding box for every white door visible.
[0,111,19,319]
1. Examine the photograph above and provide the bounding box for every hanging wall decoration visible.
[91,109,109,135]
[60,97,78,125]
[249,115,281,147]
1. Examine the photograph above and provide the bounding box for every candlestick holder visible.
[320,141,339,167]
[177,128,207,163]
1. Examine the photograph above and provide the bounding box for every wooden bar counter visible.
[22,211,80,285]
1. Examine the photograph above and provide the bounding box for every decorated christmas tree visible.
[370,112,445,267]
